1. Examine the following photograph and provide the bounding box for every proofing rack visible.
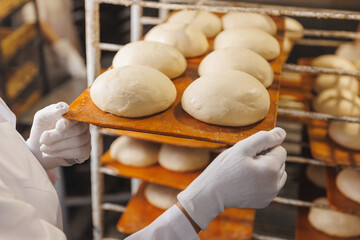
[84,0,360,239]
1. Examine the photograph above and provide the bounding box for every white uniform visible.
[0,98,198,240]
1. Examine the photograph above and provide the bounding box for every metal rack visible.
[84,0,360,239]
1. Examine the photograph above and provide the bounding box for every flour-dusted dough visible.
[284,17,304,40]
[329,121,360,151]
[198,47,274,87]
[144,22,209,57]
[312,54,357,71]
[167,10,222,38]
[144,183,181,210]
[336,168,360,204]
[336,43,360,63]
[181,70,270,126]
[222,12,277,35]
[306,165,326,188]
[159,144,210,172]
[308,197,360,238]
[312,88,360,116]
[112,41,186,79]
[90,66,176,118]
[313,74,359,94]
[214,28,280,60]
[109,136,160,167]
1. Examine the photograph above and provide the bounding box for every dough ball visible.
[144,22,209,57]
[167,10,222,38]
[90,66,176,118]
[284,17,304,40]
[109,136,160,167]
[336,43,360,63]
[355,59,360,70]
[112,41,186,79]
[283,36,292,53]
[159,144,210,172]
[308,197,360,238]
[214,28,280,60]
[198,47,274,87]
[305,165,326,188]
[181,70,270,126]
[222,12,277,35]
[312,54,357,71]
[144,183,180,210]
[336,168,360,204]
[329,121,360,151]
[312,88,360,116]
[313,74,359,94]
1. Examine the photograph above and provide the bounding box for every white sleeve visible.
[0,178,66,240]
[125,205,200,240]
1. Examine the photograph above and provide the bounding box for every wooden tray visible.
[102,151,217,190]
[103,128,227,149]
[326,167,360,216]
[117,182,255,239]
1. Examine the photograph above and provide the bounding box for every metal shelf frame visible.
[84,0,360,239]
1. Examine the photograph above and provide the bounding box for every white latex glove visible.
[52,39,87,79]
[177,127,287,230]
[26,102,91,169]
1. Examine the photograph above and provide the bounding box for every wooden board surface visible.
[117,182,255,239]
[102,151,215,190]
[103,128,228,149]
[326,167,360,216]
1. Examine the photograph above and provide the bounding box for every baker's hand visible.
[177,127,287,230]
[26,102,91,169]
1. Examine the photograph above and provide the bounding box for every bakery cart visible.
[78,0,360,239]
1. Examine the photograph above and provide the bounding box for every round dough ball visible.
[313,74,359,94]
[90,66,176,118]
[308,197,360,238]
[159,144,210,172]
[336,43,360,63]
[112,41,186,79]
[181,70,270,126]
[198,47,274,87]
[214,28,280,60]
[283,36,293,53]
[284,17,304,40]
[312,88,360,116]
[336,168,360,204]
[222,12,277,35]
[305,165,326,188]
[144,22,209,57]
[109,136,160,167]
[167,10,222,38]
[329,121,360,151]
[312,54,357,71]
[144,183,180,210]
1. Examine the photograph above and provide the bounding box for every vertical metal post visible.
[130,0,143,42]
[85,1,102,240]
[159,0,169,21]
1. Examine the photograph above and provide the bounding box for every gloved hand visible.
[26,102,91,169]
[177,127,287,230]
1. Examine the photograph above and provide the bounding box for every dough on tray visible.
[305,165,326,188]
[167,10,222,38]
[181,70,270,127]
[308,197,360,238]
[329,121,360,151]
[109,136,160,167]
[90,66,176,118]
[159,144,210,172]
[284,17,304,40]
[144,22,209,57]
[313,74,359,94]
[198,47,274,87]
[311,54,357,71]
[222,12,277,35]
[336,168,360,204]
[112,41,186,79]
[312,88,360,116]
[144,183,181,210]
[214,28,280,60]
